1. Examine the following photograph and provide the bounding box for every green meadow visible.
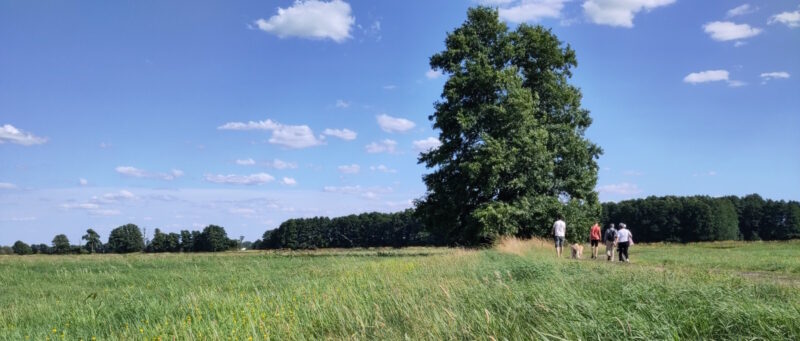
[1,240,799,340]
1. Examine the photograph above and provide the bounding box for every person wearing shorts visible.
[589,221,601,259]
[552,216,566,258]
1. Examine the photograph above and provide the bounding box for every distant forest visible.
[2,194,798,255]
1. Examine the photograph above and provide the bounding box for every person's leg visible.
[618,243,625,262]
[620,242,629,262]
[623,243,630,262]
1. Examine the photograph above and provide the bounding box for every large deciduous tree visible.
[82,228,102,253]
[52,234,71,254]
[107,224,145,253]
[416,7,601,245]
[12,241,33,255]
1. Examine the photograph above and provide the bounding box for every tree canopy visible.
[416,7,601,245]
[107,224,145,253]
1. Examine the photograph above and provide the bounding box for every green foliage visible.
[194,225,232,252]
[602,195,800,243]
[107,224,144,253]
[81,229,102,254]
[261,209,438,250]
[12,241,32,255]
[51,234,71,254]
[417,7,601,245]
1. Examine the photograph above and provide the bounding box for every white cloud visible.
[323,128,357,140]
[338,164,361,174]
[370,164,397,173]
[0,124,47,146]
[425,69,443,79]
[683,70,729,84]
[703,21,762,41]
[62,203,100,210]
[79,178,88,186]
[382,85,397,90]
[205,173,275,185]
[90,209,121,216]
[761,71,791,81]
[335,99,350,108]
[115,166,184,181]
[236,158,256,166]
[218,119,280,131]
[323,185,392,199]
[693,170,718,177]
[100,190,136,202]
[365,139,398,154]
[726,4,757,18]
[0,182,17,189]
[498,0,567,23]
[597,182,642,195]
[769,10,800,28]
[412,137,442,152]
[376,114,415,133]
[218,119,323,149]
[270,159,298,169]
[282,177,297,186]
[583,0,675,28]
[476,0,515,5]
[253,0,355,43]
[727,80,747,87]
[733,41,747,47]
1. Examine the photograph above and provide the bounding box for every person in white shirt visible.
[616,223,633,262]
[552,216,566,258]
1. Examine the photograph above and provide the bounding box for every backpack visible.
[605,229,617,242]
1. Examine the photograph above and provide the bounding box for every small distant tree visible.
[52,234,71,254]
[82,229,102,253]
[195,225,230,252]
[179,230,193,252]
[166,233,181,252]
[107,224,145,253]
[12,241,33,255]
[31,243,50,254]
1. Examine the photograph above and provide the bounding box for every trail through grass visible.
[1,240,798,339]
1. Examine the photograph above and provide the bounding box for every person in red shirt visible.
[589,221,602,259]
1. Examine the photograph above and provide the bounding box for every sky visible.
[1,0,798,245]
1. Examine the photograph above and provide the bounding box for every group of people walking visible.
[552,217,633,262]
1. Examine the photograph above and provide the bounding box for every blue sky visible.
[1,0,798,244]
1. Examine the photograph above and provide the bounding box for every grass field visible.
[1,240,799,340]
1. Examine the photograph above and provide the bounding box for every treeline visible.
[602,194,800,243]
[257,209,441,250]
[5,223,242,255]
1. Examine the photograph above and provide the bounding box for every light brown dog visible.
[570,243,584,259]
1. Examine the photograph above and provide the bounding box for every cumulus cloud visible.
[769,9,800,28]
[370,164,397,173]
[726,4,757,18]
[365,139,398,154]
[205,173,275,185]
[338,164,360,174]
[425,69,443,79]
[0,182,17,189]
[79,178,88,186]
[115,166,184,181]
[497,0,567,23]
[323,128,357,140]
[282,177,297,186]
[597,182,642,195]
[583,0,675,28]
[218,119,323,149]
[253,0,355,43]
[682,70,744,87]
[236,158,256,166]
[98,190,136,203]
[270,159,298,169]
[376,114,415,133]
[760,71,791,82]
[412,137,442,152]
[335,99,350,108]
[0,124,47,146]
[703,21,762,41]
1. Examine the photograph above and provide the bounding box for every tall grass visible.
[1,241,798,339]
